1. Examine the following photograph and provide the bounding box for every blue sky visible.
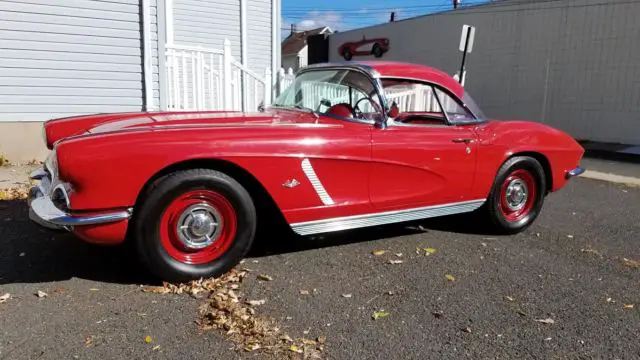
[281,0,489,36]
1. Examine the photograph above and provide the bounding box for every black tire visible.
[134,169,256,282]
[372,44,383,58]
[342,48,352,61]
[481,156,546,234]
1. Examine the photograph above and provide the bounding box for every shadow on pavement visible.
[1,197,497,285]
[0,199,154,285]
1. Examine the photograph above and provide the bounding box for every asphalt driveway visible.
[1,176,639,359]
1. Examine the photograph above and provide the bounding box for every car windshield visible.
[271,69,384,123]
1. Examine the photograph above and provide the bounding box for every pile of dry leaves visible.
[142,268,325,359]
[0,185,30,201]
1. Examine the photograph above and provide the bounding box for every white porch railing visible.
[165,39,271,112]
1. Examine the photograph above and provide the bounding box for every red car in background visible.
[338,36,390,60]
[28,61,585,281]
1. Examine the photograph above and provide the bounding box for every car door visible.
[369,83,479,211]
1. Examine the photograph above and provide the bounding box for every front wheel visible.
[481,156,546,234]
[134,169,256,282]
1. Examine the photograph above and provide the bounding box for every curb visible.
[580,170,640,188]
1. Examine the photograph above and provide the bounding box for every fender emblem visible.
[283,179,300,188]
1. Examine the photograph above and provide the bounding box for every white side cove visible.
[291,199,486,236]
[300,158,336,206]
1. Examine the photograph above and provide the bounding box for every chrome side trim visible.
[30,168,47,180]
[291,199,485,236]
[566,167,585,179]
[301,158,335,206]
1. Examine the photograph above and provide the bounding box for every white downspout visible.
[271,0,279,100]
[141,0,154,110]
[165,0,174,45]
[240,0,248,111]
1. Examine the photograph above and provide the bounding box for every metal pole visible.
[459,27,471,85]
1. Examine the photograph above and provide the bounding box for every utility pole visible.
[389,11,395,22]
[453,0,459,9]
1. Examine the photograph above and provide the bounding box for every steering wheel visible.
[353,97,382,119]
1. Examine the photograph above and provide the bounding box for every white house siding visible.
[0,0,144,122]
[246,0,273,75]
[173,0,242,60]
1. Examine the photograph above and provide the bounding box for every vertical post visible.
[223,39,232,110]
[141,0,154,111]
[165,0,174,45]
[459,27,471,85]
[277,68,284,96]
[264,68,272,105]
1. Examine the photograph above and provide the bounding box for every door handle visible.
[452,138,474,144]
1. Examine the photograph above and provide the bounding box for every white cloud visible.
[283,10,344,32]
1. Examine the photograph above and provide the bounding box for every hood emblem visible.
[283,179,300,188]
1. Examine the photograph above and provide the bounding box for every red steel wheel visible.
[498,169,537,222]
[159,190,237,265]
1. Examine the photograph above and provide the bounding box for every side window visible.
[434,88,476,123]
[385,83,442,113]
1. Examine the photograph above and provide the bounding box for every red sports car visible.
[338,37,389,60]
[28,61,585,281]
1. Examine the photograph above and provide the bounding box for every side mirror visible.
[387,102,399,118]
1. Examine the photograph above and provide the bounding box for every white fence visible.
[166,39,271,112]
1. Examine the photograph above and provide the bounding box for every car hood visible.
[43,109,322,149]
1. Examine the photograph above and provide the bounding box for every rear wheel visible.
[481,156,546,234]
[134,169,256,282]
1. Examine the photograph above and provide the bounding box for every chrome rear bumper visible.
[566,166,585,179]
[28,168,131,231]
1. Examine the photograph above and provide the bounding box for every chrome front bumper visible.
[28,168,131,231]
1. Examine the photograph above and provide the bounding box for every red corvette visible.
[28,61,585,281]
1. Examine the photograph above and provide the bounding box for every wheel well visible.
[509,152,553,193]
[135,158,290,233]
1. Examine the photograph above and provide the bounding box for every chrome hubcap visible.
[505,179,528,211]
[176,203,222,249]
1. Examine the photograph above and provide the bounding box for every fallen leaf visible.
[622,258,640,269]
[481,242,488,247]
[244,343,261,351]
[299,290,310,295]
[142,286,170,294]
[289,344,303,353]
[445,274,456,282]
[606,297,614,303]
[388,259,403,264]
[461,327,472,333]
[544,337,552,341]
[504,295,515,302]
[53,287,67,293]
[395,253,403,257]
[84,335,95,347]
[245,299,266,306]
[280,335,293,342]
[535,318,555,324]
[424,247,437,255]
[35,290,48,298]
[341,293,352,298]
[0,293,10,303]
[386,291,394,296]
[567,235,574,239]
[145,335,152,343]
[372,310,390,320]
[257,274,273,281]
[372,249,387,256]
[317,335,326,344]
[581,247,601,256]
[623,304,634,309]
[89,288,100,292]
[152,345,161,351]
